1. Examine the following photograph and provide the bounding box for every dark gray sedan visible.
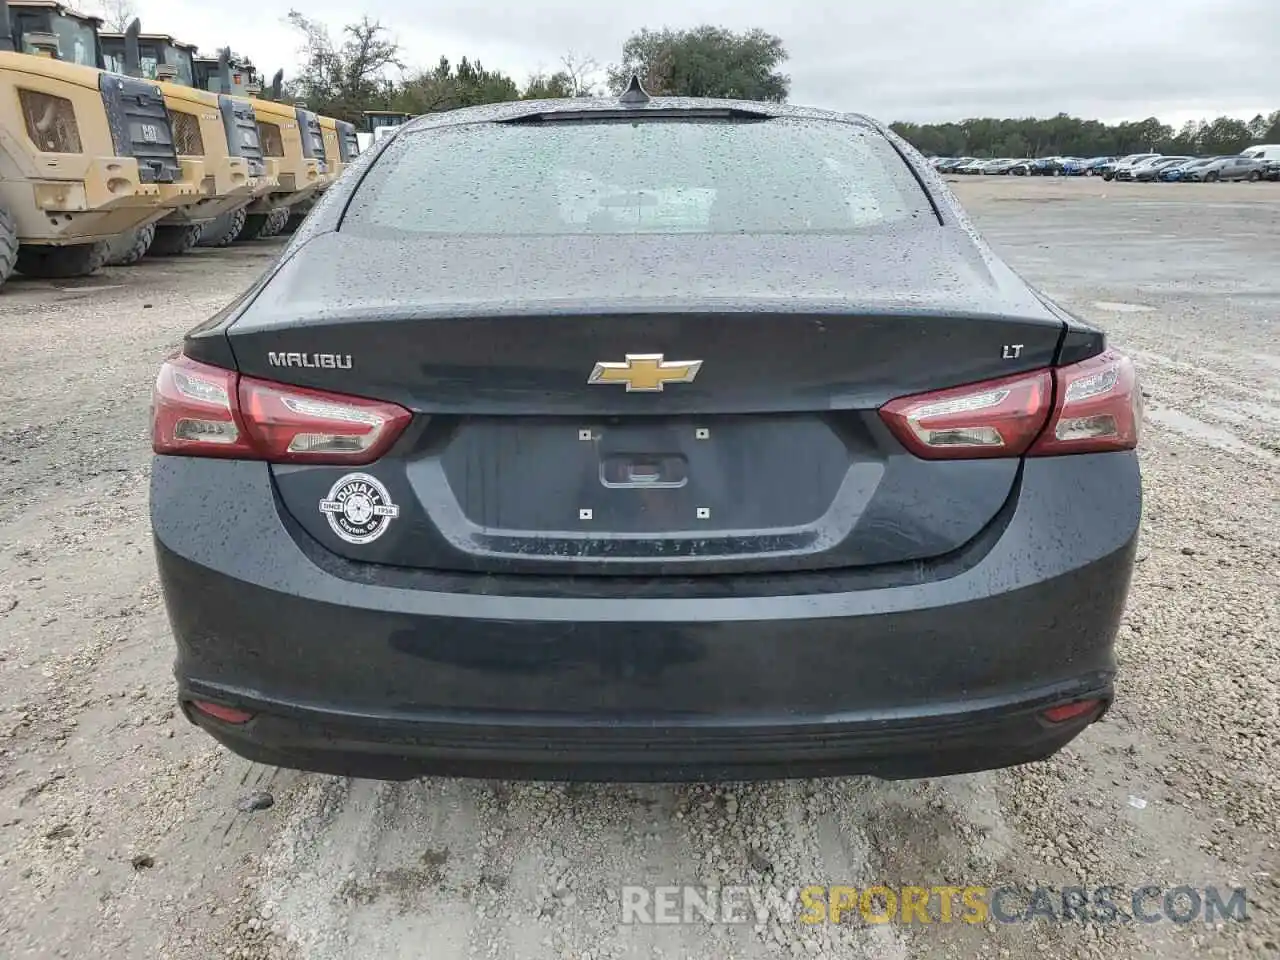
[1189,155,1267,182]
[150,84,1143,783]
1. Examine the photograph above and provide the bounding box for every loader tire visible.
[0,205,17,289]
[260,207,290,238]
[148,224,203,257]
[198,207,247,247]
[236,213,273,242]
[15,242,108,279]
[105,223,155,266]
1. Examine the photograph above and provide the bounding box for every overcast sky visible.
[113,0,1277,125]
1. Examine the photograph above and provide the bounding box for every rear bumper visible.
[30,156,164,213]
[156,180,203,208]
[152,453,1142,782]
[181,684,1112,782]
[210,156,256,199]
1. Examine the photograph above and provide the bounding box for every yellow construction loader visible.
[236,95,326,239]
[0,0,199,287]
[96,22,278,260]
[124,44,332,244]
[319,114,359,181]
[276,112,358,234]
[184,52,328,243]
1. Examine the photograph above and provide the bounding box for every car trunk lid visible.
[227,231,1065,575]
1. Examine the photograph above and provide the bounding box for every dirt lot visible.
[1,179,1278,960]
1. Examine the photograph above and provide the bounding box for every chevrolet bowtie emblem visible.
[588,354,703,392]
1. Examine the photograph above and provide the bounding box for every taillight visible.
[237,377,411,463]
[1027,349,1141,456]
[879,349,1140,459]
[879,369,1053,459]
[153,354,411,464]
[152,354,255,458]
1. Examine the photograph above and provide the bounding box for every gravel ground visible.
[0,179,1277,959]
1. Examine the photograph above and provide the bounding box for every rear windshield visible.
[341,116,936,236]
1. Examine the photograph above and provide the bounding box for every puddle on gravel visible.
[1090,300,1155,313]
[1213,399,1280,428]
[1144,405,1279,463]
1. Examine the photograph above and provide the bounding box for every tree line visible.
[278,11,1279,157]
[277,15,792,121]
[889,113,1280,159]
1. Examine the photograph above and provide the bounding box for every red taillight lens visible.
[238,377,412,464]
[152,354,255,458]
[879,369,1053,459]
[879,349,1141,460]
[153,355,411,464]
[1028,349,1141,456]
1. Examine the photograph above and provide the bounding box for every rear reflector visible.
[190,700,254,724]
[879,349,1141,459]
[153,354,412,464]
[1040,699,1104,723]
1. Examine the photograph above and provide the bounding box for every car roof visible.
[400,95,881,134]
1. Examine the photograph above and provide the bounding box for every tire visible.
[0,205,17,290]
[148,224,203,257]
[1102,172,1114,181]
[259,207,290,239]
[105,222,155,266]
[198,207,247,248]
[1205,172,1219,183]
[1247,171,1261,182]
[235,212,273,242]
[15,242,108,279]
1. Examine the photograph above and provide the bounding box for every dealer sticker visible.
[318,473,400,544]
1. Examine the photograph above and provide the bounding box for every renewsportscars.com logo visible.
[618,884,1250,926]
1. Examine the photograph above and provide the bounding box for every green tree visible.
[396,56,520,114]
[1199,117,1253,154]
[522,70,575,100]
[1265,110,1280,142]
[607,26,789,101]
[285,10,401,123]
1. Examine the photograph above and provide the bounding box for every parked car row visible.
[931,146,1280,183]
[1097,151,1279,182]
[932,156,1109,176]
